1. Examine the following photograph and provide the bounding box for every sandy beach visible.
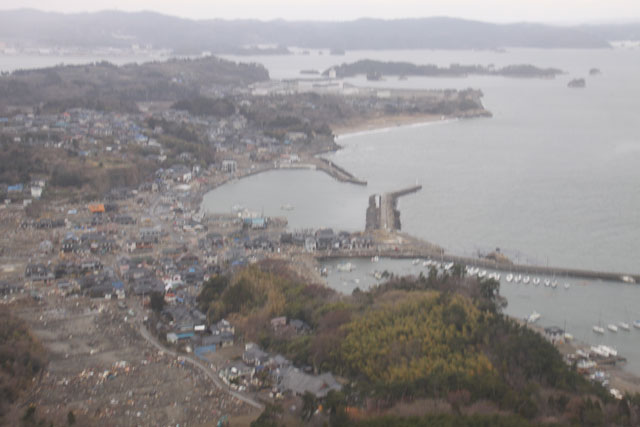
[331,113,445,136]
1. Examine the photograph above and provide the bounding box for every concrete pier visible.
[312,157,367,185]
[366,185,422,231]
[318,248,640,284]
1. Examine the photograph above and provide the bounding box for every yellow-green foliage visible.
[339,292,494,387]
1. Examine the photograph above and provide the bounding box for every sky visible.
[1,0,640,24]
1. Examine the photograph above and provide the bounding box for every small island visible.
[324,59,564,79]
[568,78,586,88]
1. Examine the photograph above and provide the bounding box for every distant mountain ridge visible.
[1,9,636,53]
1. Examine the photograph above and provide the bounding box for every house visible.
[25,264,54,282]
[114,214,135,225]
[544,326,565,343]
[243,217,266,230]
[221,160,237,174]
[140,226,162,242]
[88,203,105,214]
[243,343,269,366]
[0,281,23,295]
[167,331,195,344]
[30,186,43,199]
[61,233,79,253]
[211,319,235,335]
[279,368,342,398]
[304,237,317,252]
[219,361,255,388]
[315,228,335,250]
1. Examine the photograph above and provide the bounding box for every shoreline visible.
[332,113,446,138]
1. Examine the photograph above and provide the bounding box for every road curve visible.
[138,322,264,410]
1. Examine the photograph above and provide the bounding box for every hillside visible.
[0,10,616,53]
[200,261,640,426]
[0,56,269,111]
[325,59,564,79]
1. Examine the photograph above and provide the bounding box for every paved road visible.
[138,322,264,410]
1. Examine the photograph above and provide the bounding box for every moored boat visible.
[607,324,618,333]
[593,326,605,334]
[619,322,631,331]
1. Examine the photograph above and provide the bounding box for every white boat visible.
[620,275,636,284]
[423,260,431,267]
[607,324,618,333]
[564,283,571,289]
[522,276,530,284]
[478,270,487,278]
[373,271,383,280]
[634,320,640,329]
[514,274,522,283]
[618,322,631,331]
[564,332,574,341]
[532,277,540,286]
[336,262,354,272]
[371,256,379,263]
[544,279,551,287]
[506,273,514,283]
[590,345,617,358]
[593,326,605,334]
[412,259,421,265]
[280,203,294,211]
[527,311,541,323]
[551,281,558,289]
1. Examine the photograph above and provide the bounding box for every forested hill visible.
[0,10,616,53]
[324,59,564,79]
[0,56,269,112]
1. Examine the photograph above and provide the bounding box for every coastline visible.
[331,113,445,137]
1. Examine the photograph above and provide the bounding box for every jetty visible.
[366,185,422,231]
[312,157,367,185]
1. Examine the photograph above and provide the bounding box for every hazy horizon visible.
[2,1,640,25]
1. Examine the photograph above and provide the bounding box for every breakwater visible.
[317,249,640,284]
[313,157,367,185]
[366,185,423,231]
